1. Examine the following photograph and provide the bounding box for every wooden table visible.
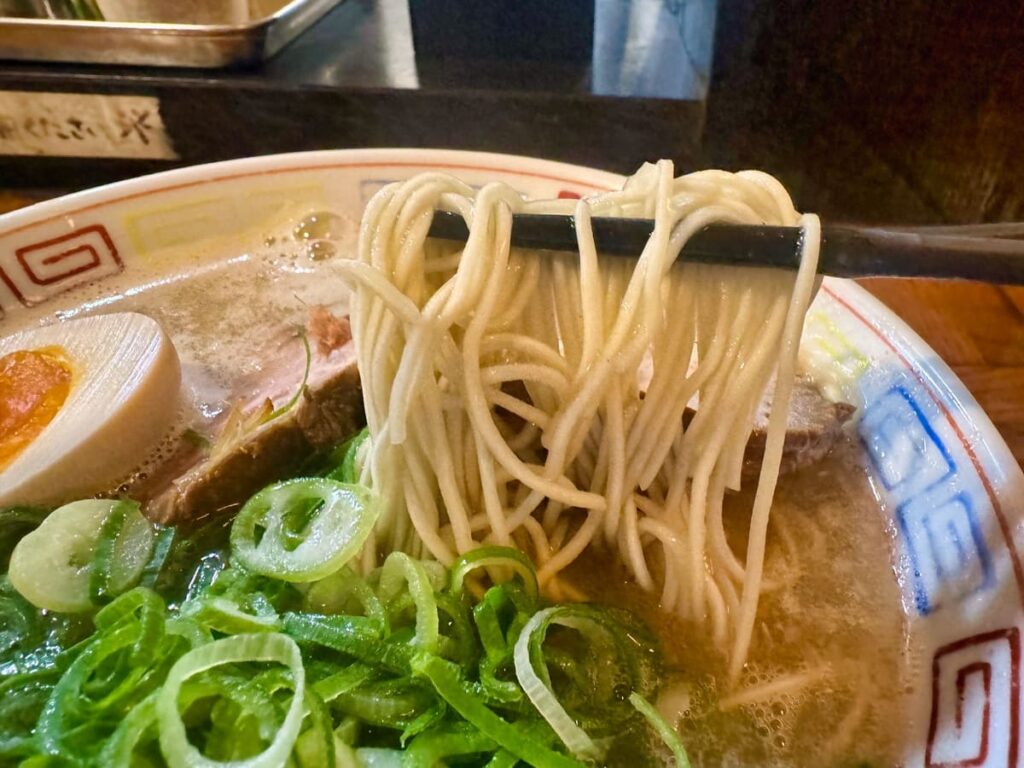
[860,278,1024,465]
[1,192,1020,470]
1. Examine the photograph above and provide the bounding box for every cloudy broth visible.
[569,441,913,767]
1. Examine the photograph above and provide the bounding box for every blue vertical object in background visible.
[409,1,596,62]
[593,0,718,99]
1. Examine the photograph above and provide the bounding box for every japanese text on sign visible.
[0,91,177,160]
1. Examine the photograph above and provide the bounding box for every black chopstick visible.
[427,210,1024,285]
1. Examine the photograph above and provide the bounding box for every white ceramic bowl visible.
[1,148,1020,765]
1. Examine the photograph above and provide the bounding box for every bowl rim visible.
[0,148,623,237]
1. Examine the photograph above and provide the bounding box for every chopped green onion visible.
[484,749,521,768]
[331,678,436,729]
[282,612,412,674]
[0,506,48,571]
[94,586,167,667]
[157,633,305,768]
[304,567,387,631]
[378,552,439,653]
[356,747,404,767]
[0,670,56,759]
[473,586,514,662]
[138,526,177,591]
[262,331,312,426]
[64,0,105,20]
[451,546,539,606]
[98,692,158,765]
[628,691,691,768]
[192,596,280,634]
[9,499,148,613]
[89,499,156,604]
[412,653,584,768]
[312,663,374,703]
[37,617,165,757]
[513,608,601,761]
[404,724,497,767]
[434,591,477,666]
[294,688,335,768]
[231,478,378,582]
[0,473,668,766]
[400,699,447,744]
[326,428,369,484]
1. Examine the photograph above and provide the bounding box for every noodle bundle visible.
[339,161,820,676]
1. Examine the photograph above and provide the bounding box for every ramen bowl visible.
[1,148,1020,766]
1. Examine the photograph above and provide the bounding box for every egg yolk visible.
[0,347,72,471]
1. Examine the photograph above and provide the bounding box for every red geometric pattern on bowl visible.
[927,627,1020,768]
[1,224,123,307]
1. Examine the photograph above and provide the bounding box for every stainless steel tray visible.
[0,0,345,68]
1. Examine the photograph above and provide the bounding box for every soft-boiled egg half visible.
[0,312,180,506]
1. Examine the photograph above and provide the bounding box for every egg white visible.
[0,312,181,506]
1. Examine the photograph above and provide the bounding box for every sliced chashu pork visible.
[741,375,856,479]
[142,308,362,524]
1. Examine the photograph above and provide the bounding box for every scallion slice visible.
[9,499,152,613]
[513,608,601,761]
[1,474,670,766]
[90,499,156,604]
[231,479,378,583]
[379,553,439,654]
[157,633,305,768]
[450,546,539,606]
[412,653,583,768]
[326,428,369,484]
[628,691,691,767]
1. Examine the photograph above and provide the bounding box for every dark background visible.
[0,0,1022,226]
[708,0,1024,224]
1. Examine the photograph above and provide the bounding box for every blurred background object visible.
[593,0,716,99]
[0,0,277,19]
[95,0,249,23]
[0,0,103,19]
[0,0,342,67]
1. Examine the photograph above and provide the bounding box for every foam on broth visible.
[3,211,913,767]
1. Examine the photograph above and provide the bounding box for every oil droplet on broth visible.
[306,240,337,261]
[293,211,346,242]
